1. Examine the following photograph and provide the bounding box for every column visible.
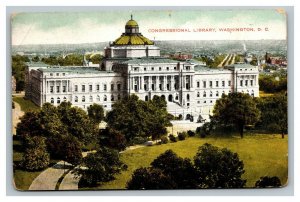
[141,76,144,91]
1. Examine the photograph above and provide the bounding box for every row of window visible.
[240,80,254,87]
[132,66,191,72]
[50,94,122,104]
[197,80,231,88]
[73,83,122,93]
[49,73,66,77]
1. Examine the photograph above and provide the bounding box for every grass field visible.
[12,96,40,113]
[98,134,288,189]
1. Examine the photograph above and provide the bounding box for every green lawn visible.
[98,134,288,189]
[12,96,40,113]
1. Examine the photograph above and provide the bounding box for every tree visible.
[256,94,287,138]
[106,95,171,142]
[60,135,83,166]
[99,128,127,151]
[87,103,105,125]
[255,176,282,188]
[126,167,176,189]
[21,136,50,171]
[212,92,260,138]
[151,150,199,188]
[75,147,127,187]
[194,143,246,188]
[16,111,42,138]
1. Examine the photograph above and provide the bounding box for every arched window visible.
[203,91,207,97]
[75,96,78,102]
[210,91,213,97]
[89,96,93,102]
[111,95,114,101]
[187,94,190,101]
[50,98,54,104]
[57,97,60,104]
[97,95,100,102]
[197,92,200,97]
[82,96,85,102]
[63,97,67,102]
[216,91,219,97]
[145,95,148,101]
[104,95,107,101]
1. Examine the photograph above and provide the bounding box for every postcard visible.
[11,9,288,190]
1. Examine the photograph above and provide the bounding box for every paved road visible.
[29,161,71,190]
[59,169,80,190]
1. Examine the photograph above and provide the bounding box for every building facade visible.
[25,16,259,121]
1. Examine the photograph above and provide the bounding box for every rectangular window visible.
[209,81,213,88]
[203,81,206,88]
[82,85,85,92]
[56,86,60,93]
[245,80,248,86]
[250,80,253,86]
[240,80,243,87]
[222,81,225,87]
[89,85,92,92]
[111,84,114,91]
[228,81,231,86]
[216,81,219,87]
[117,84,121,91]
[96,84,100,91]
[75,85,78,92]
[104,84,107,91]
[63,86,66,93]
[197,82,200,88]
[50,86,54,93]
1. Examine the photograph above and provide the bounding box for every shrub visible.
[161,136,168,144]
[255,176,282,188]
[178,132,187,141]
[168,134,177,142]
[196,127,201,135]
[187,130,196,137]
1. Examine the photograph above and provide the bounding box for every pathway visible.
[12,101,24,135]
[29,161,71,190]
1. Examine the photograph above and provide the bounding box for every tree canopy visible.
[194,143,246,188]
[212,92,260,138]
[106,95,172,142]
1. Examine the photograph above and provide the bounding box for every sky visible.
[11,9,287,45]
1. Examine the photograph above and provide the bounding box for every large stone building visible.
[25,16,259,122]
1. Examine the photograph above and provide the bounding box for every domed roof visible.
[112,15,154,46]
[126,19,138,27]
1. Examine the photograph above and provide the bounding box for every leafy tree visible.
[16,111,42,138]
[60,135,83,166]
[12,55,29,91]
[32,56,40,62]
[126,167,176,189]
[21,136,50,171]
[255,176,282,188]
[106,95,171,142]
[63,107,96,145]
[87,103,105,125]
[151,150,199,188]
[75,147,127,186]
[256,94,287,138]
[212,92,260,138]
[99,128,127,151]
[194,143,246,188]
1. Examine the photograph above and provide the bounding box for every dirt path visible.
[12,101,24,135]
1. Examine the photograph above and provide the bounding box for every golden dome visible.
[126,19,138,27]
[113,15,154,46]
